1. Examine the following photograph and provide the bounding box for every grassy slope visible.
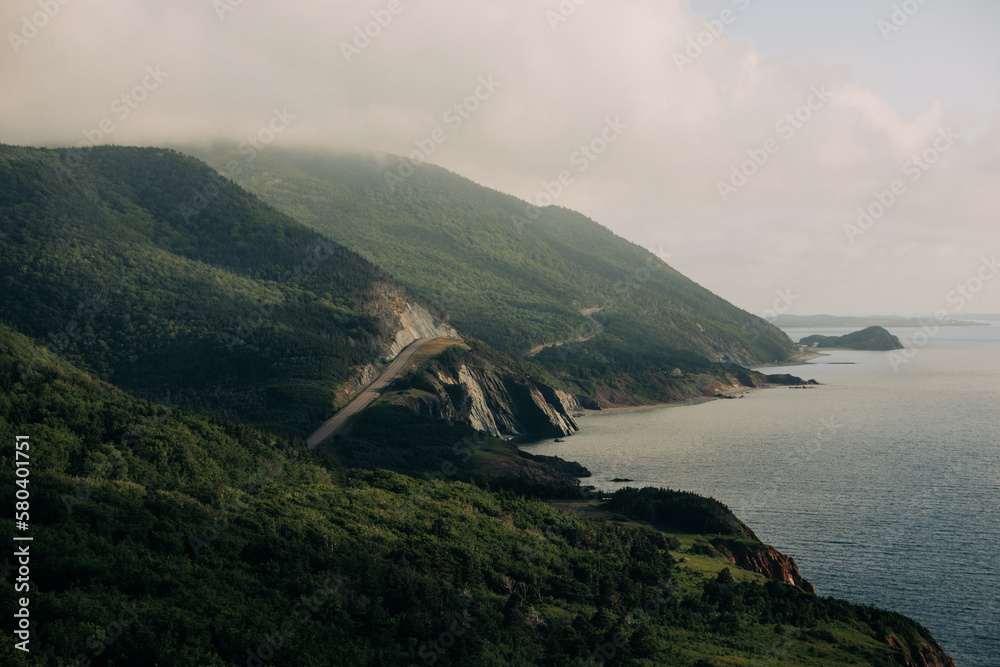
[186,147,796,372]
[0,323,951,666]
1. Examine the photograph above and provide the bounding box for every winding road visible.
[526,307,605,357]
[306,337,436,449]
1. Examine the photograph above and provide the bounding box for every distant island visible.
[773,314,987,328]
[799,326,904,351]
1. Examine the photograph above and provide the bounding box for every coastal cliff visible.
[332,293,459,406]
[717,532,817,594]
[396,360,579,438]
[885,636,958,667]
[331,292,578,439]
[720,540,958,666]
[382,297,461,359]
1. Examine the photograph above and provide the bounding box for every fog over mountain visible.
[4,4,997,665]
[3,0,998,316]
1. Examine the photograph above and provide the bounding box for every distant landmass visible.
[799,326,905,351]
[772,314,988,328]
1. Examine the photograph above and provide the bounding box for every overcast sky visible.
[3,0,999,317]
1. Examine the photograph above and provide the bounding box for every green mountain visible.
[0,143,956,665]
[0,144,453,436]
[799,326,905,351]
[0,322,956,666]
[186,147,796,401]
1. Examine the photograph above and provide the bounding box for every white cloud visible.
[1,0,998,315]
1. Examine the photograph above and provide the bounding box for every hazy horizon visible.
[4,0,998,317]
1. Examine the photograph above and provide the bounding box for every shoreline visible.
[577,386,763,418]
[754,350,827,367]
[573,357,825,420]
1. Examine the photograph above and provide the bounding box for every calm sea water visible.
[523,323,1000,665]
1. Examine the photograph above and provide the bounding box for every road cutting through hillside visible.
[526,307,605,357]
[306,337,436,448]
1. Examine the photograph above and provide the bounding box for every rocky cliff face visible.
[884,636,957,667]
[720,538,817,594]
[397,362,579,439]
[716,537,958,667]
[490,450,591,486]
[384,300,461,359]
[333,296,458,407]
[334,293,578,438]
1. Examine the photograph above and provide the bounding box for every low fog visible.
[3,0,998,316]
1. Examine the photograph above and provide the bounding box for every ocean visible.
[521,323,1000,665]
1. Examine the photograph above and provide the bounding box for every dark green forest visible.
[0,323,951,665]
[0,145,427,436]
[186,147,797,391]
[0,144,954,665]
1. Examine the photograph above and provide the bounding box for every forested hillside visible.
[0,323,955,666]
[0,144,439,436]
[187,147,797,377]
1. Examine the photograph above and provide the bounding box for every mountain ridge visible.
[0,144,575,437]
[183,145,798,406]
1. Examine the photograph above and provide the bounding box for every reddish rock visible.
[716,534,816,594]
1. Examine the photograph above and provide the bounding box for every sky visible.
[2,0,999,318]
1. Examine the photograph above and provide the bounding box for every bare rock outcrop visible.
[384,301,460,360]
[720,539,816,594]
[883,636,957,667]
[397,362,579,439]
